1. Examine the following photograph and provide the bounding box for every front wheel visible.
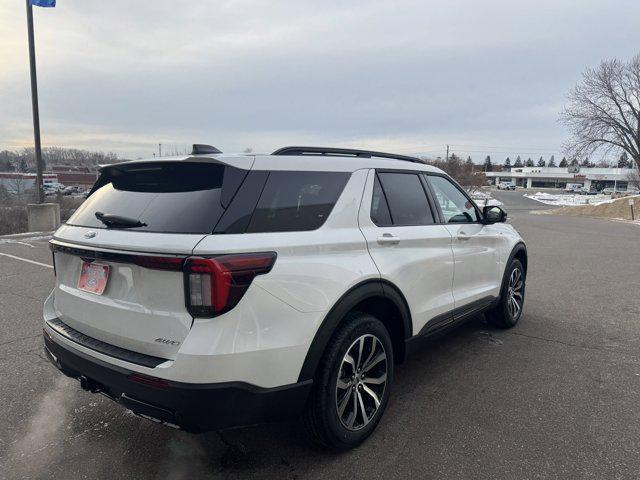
[303,312,393,450]
[486,258,526,328]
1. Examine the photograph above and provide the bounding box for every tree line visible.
[0,147,120,172]
[480,152,634,172]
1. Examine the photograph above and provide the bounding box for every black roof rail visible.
[271,146,423,164]
[192,144,222,155]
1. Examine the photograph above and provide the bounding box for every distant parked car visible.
[43,182,65,194]
[63,186,84,196]
[601,187,636,196]
[579,187,598,195]
[497,182,516,190]
[565,183,583,193]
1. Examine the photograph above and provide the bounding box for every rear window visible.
[67,162,243,234]
[246,171,350,232]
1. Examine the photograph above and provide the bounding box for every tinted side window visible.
[427,175,480,223]
[377,172,434,226]
[246,171,350,233]
[370,175,392,226]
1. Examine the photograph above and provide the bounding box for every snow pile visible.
[524,192,614,206]
[470,191,491,200]
[470,191,503,206]
[550,194,640,222]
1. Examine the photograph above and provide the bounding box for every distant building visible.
[0,170,98,193]
[0,172,58,193]
[55,171,98,190]
[486,166,638,190]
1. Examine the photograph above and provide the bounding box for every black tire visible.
[486,258,526,328]
[303,311,394,450]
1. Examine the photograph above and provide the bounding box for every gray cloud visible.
[2,0,640,160]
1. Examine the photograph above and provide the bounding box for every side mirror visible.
[482,205,507,224]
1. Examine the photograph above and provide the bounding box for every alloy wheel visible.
[335,334,387,431]
[507,267,524,319]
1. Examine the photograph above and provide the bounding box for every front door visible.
[425,174,503,309]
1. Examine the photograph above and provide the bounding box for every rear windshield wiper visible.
[95,211,147,229]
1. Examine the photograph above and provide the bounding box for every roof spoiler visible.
[192,144,222,155]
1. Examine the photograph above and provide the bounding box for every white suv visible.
[43,145,527,450]
[497,181,516,190]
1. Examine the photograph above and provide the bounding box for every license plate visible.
[77,261,109,295]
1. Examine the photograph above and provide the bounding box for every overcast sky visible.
[2,0,639,161]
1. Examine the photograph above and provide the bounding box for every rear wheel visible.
[303,312,393,450]
[486,258,525,328]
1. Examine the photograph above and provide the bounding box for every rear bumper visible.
[43,329,312,432]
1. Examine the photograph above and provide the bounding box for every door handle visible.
[457,232,471,241]
[377,233,400,245]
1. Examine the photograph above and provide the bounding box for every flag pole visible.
[26,0,44,203]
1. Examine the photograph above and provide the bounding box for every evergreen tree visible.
[465,156,474,173]
[580,158,591,167]
[503,156,511,169]
[537,156,546,167]
[514,156,523,168]
[559,157,568,167]
[570,158,579,166]
[525,158,534,167]
[483,155,493,172]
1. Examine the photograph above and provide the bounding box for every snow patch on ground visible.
[524,192,614,206]
[470,191,503,206]
[612,218,640,226]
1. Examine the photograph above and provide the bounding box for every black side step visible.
[404,296,498,357]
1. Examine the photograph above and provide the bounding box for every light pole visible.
[26,0,44,203]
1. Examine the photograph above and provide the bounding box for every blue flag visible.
[30,0,56,7]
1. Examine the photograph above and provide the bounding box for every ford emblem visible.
[84,231,97,239]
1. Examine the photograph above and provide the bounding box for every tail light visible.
[184,252,276,317]
[133,255,184,271]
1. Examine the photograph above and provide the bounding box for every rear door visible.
[358,170,455,336]
[50,160,248,360]
[425,174,504,308]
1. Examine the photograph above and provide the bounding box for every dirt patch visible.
[549,195,640,221]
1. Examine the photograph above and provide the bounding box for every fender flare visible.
[499,242,528,299]
[297,279,412,382]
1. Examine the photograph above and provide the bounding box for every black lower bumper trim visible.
[46,318,167,368]
[43,329,312,432]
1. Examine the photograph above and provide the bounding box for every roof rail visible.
[272,146,423,164]
[192,144,222,155]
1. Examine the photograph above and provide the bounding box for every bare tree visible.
[628,168,640,190]
[5,176,28,195]
[426,153,485,193]
[561,54,640,169]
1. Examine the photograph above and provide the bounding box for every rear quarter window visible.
[246,171,350,233]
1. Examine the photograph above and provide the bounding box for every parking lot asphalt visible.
[1,191,640,480]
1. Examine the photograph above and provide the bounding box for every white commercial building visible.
[486,166,638,190]
[0,172,59,193]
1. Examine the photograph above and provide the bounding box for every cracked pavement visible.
[1,190,640,479]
